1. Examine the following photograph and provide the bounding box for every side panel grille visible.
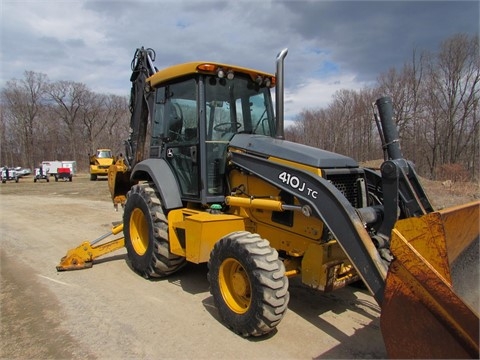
[324,170,365,208]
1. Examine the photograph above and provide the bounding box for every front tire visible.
[123,183,186,278]
[208,231,289,337]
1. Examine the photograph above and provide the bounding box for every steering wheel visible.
[214,121,241,133]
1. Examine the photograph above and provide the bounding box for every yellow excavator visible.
[57,47,479,358]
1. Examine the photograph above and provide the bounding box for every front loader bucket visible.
[380,200,479,359]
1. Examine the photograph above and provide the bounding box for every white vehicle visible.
[1,167,19,183]
[34,167,49,182]
[15,167,32,177]
[42,161,63,176]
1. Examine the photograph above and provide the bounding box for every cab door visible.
[152,79,200,200]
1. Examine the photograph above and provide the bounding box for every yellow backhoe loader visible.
[57,47,479,358]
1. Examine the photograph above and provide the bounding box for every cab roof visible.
[147,61,275,88]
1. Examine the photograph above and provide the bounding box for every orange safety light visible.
[197,63,218,72]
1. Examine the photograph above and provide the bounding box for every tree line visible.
[0,74,130,171]
[1,33,478,181]
[285,33,479,181]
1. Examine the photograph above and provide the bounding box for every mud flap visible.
[381,201,479,359]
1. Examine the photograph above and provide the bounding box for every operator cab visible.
[149,63,276,205]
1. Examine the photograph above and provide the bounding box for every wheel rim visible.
[219,258,251,314]
[129,208,149,256]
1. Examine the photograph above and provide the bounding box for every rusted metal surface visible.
[380,201,479,359]
[439,201,480,264]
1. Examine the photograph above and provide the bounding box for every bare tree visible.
[288,88,382,162]
[422,34,479,178]
[104,94,130,154]
[0,71,49,168]
[376,48,429,171]
[81,90,108,153]
[1,73,130,172]
[0,105,12,166]
[295,108,326,147]
[48,80,89,160]
[80,92,130,162]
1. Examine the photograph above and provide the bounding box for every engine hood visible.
[229,134,358,169]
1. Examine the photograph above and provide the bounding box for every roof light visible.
[217,68,226,78]
[226,70,235,80]
[197,63,217,72]
[255,76,263,85]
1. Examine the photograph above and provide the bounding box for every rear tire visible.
[208,231,289,337]
[123,183,186,278]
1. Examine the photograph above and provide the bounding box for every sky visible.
[0,0,478,120]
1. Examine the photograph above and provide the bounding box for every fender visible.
[131,158,183,210]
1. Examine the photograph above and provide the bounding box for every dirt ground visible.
[0,173,477,359]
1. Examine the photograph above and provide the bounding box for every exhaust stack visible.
[275,48,288,139]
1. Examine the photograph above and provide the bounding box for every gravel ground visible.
[1,174,387,359]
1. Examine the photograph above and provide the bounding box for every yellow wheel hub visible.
[129,208,149,255]
[219,258,251,314]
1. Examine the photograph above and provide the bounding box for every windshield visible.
[205,75,275,141]
[97,150,112,158]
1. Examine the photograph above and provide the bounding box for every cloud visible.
[280,0,479,81]
[283,73,371,120]
[1,0,478,117]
